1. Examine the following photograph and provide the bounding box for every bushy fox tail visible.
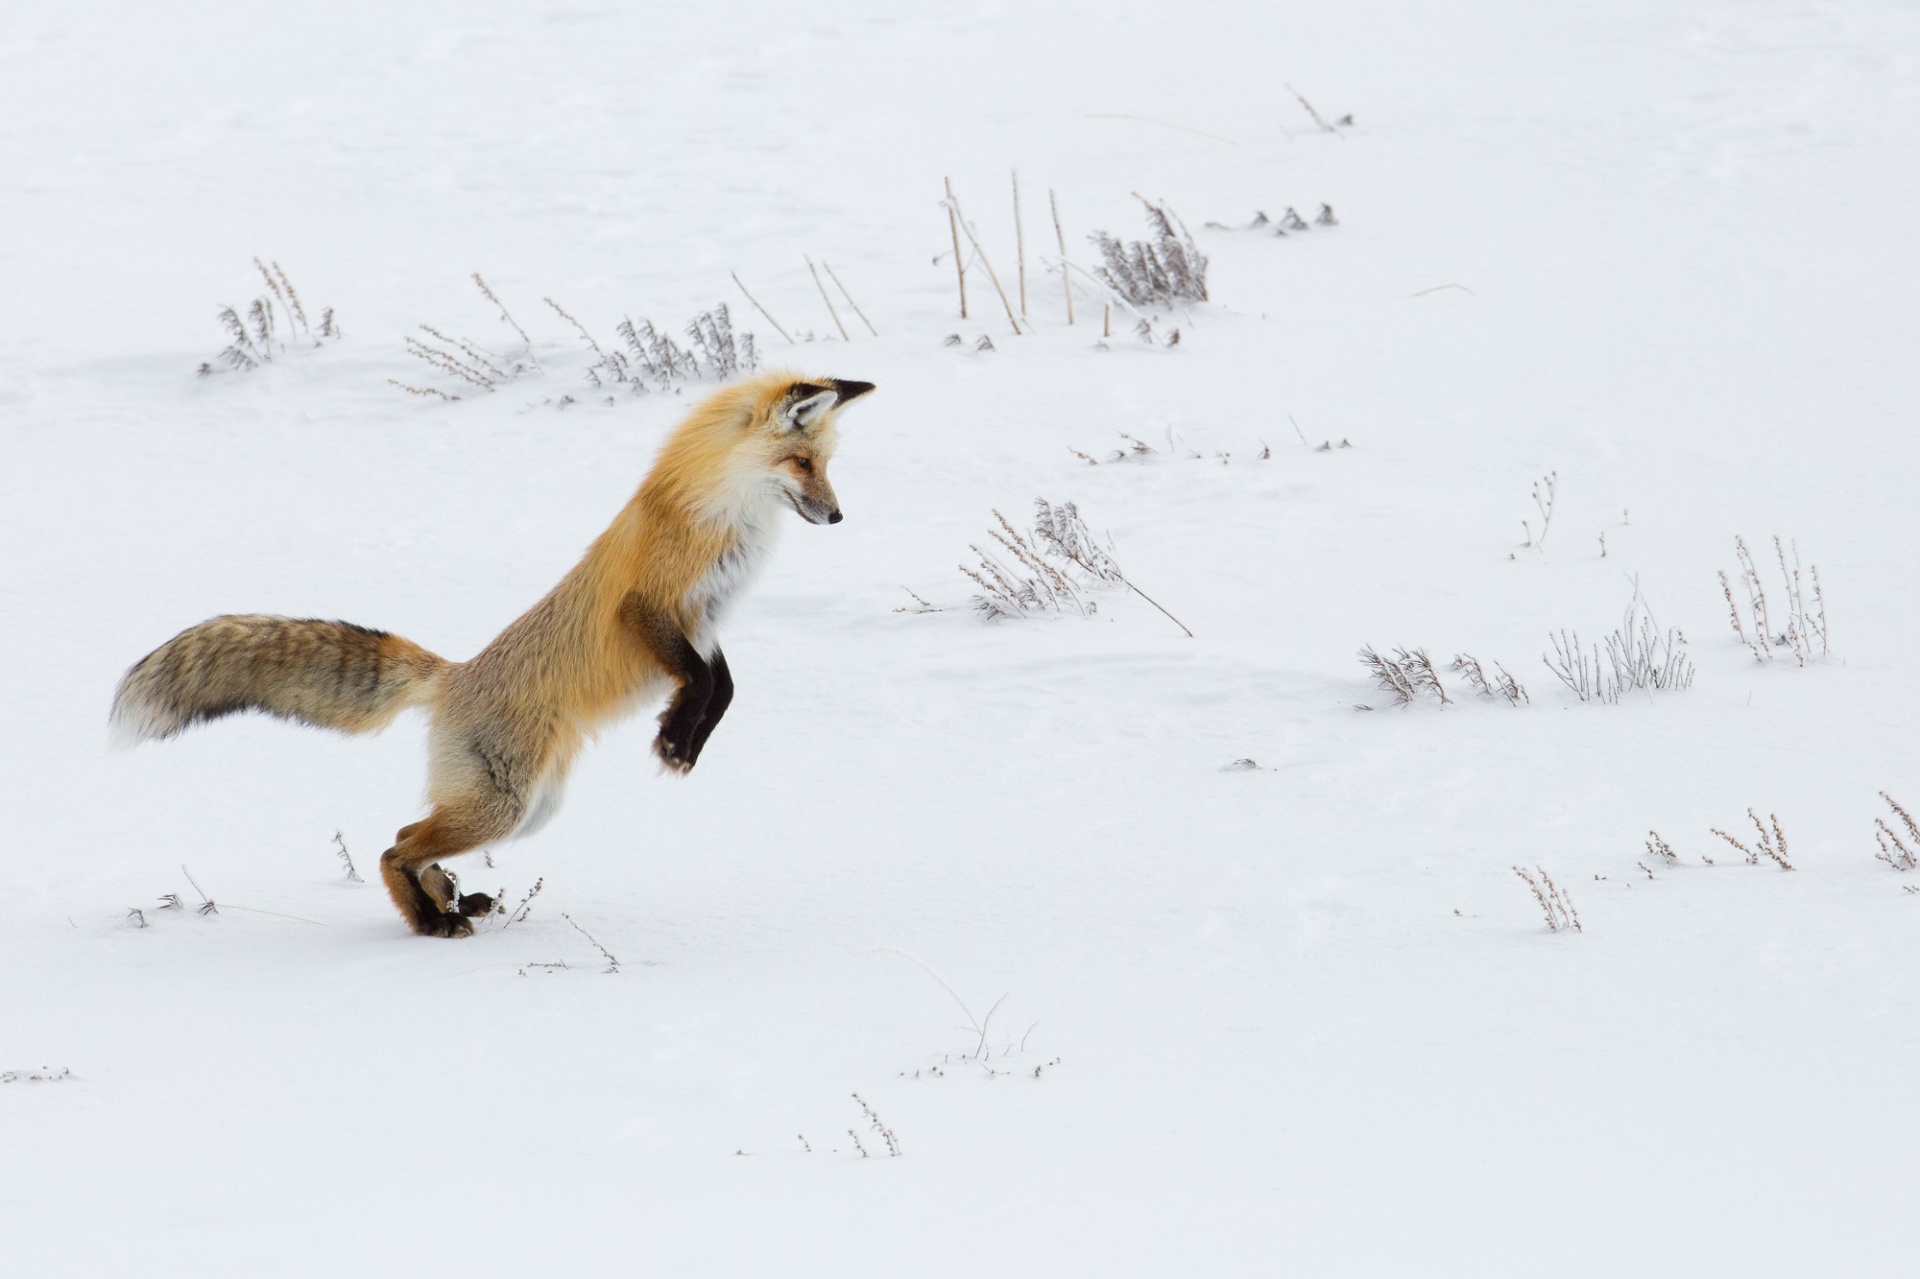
[111,614,450,746]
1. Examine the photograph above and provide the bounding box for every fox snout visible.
[791,486,842,525]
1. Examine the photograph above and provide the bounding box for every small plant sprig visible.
[601,304,757,392]
[1711,808,1793,871]
[181,865,218,915]
[1514,865,1582,933]
[1719,535,1828,664]
[956,499,1189,634]
[1520,471,1557,550]
[1544,589,1693,704]
[1646,830,1679,866]
[1875,793,1920,871]
[851,1093,902,1157]
[333,831,362,882]
[500,877,544,928]
[1360,646,1450,707]
[561,912,620,973]
[1451,653,1528,705]
[472,272,539,369]
[201,261,338,375]
[964,509,1091,619]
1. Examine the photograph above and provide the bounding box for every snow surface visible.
[7,0,1920,1272]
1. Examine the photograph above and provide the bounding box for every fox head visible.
[650,372,876,532]
[735,374,875,526]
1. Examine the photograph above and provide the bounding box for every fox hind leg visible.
[381,807,510,937]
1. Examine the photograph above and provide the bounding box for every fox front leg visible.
[683,647,733,767]
[619,593,716,774]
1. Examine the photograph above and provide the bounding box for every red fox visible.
[112,372,873,936]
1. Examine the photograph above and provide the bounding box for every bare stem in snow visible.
[822,261,878,336]
[730,271,794,344]
[804,255,850,341]
[944,176,968,320]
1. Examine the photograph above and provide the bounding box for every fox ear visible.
[829,379,876,404]
[784,385,838,431]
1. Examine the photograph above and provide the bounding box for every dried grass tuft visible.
[1360,646,1451,706]
[1514,866,1582,933]
[605,304,757,392]
[1720,535,1828,664]
[1519,471,1557,550]
[953,499,1189,634]
[1544,588,1693,704]
[1090,195,1208,307]
[1875,792,1920,872]
[1646,830,1679,866]
[200,262,338,376]
[1451,652,1529,705]
[1711,808,1793,871]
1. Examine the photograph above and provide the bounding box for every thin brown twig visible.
[944,177,969,320]
[822,261,878,336]
[730,271,794,344]
[1012,170,1027,321]
[805,256,850,341]
[946,185,1022,335]
[1049,189,1074,325]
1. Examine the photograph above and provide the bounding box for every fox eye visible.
[792,457,814,473]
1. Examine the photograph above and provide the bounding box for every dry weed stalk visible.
[1711,808,1793,871]
[1514,866,1582,933]
[943,176,969,320]
[472,273,538,367]
[202,262,339,375]
[1050,189,1075,325]
[1012,170,1028,321]
[1090,195,1208,307]
[602,304,757,392]
[1875,792,1920,871]
[501,877,544,927]
[1360,646,1451,706]
[804,256,850,341]
[181,865,218,915]
[333,831,362,882]
[1286,82,1345,137]
[561,912,620,972]
[1451,653,1529,705]
[1646,830,1679,866]
[821,261,877,336]
[405,331,498,391]
[1520,471,1557,550]
[1033,501,1190,634]
[1544,590,1693,704]
[544,297,604,360]
[1722,536,1828,664]
[852,1093,902,1157]
[964,510,1091,620]
[943,183,1024,335]
[729,271,794,344]
[956,499,1189,634]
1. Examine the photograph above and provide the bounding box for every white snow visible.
[6,0,1920,1272]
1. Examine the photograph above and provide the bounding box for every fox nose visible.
[827,510,844,524]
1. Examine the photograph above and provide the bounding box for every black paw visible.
[653,728,697,774]
[456,891,496,918]
[417,911,475,939]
